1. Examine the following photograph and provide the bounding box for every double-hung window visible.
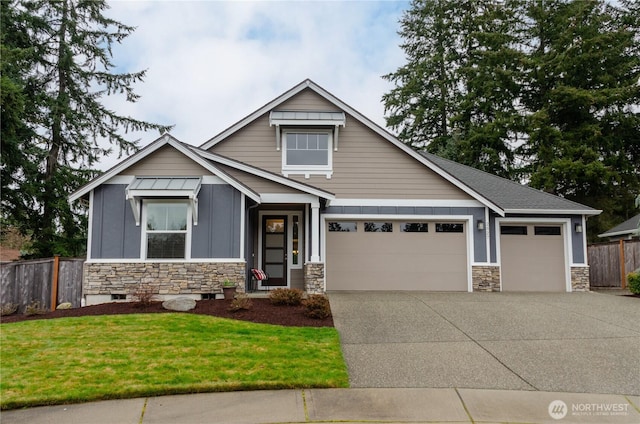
[144,201,190,259]
[270,110,344,178]
[282,131,332,176]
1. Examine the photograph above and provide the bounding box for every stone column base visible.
[304,262,325,294]
[472,265,501,292]
[571,266,590,292]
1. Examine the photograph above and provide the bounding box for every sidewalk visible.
[3,388,639,424]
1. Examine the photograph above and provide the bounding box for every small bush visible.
[228,293,253,312]
[269,288,303,306]
[628,270,640,295]
[303,294,331,320]
[25,301,48,316]
[130,283,156,307]
[0,303,18,316]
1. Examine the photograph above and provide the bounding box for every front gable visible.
[208,86,473,201]
[121,144,211,177]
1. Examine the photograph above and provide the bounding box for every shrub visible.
[0,303,18,316]
[628,270,640,295]
[303,294,331,320]
[228,293,253,312]
[269,288,303,306]
[130,283,156,307]
[25,301,48,316]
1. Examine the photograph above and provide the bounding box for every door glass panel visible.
[265,264,284,278]
[265,219,285,233]
[265,233,284,247]
[292,216,299,265]
[265,248,284,262]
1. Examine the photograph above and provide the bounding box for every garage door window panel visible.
[401,223,429,232]
[501,225,528,235]
[436,223,464,233]
[534,226,561,236]
[328,222,357,232]
[364,222,393,232]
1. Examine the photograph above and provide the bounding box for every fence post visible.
[51,255,60,311]
[619,240,626,289]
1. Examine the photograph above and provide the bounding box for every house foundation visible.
[83,261,246,305]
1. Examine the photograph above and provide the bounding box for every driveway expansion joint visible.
[408,293,539,391]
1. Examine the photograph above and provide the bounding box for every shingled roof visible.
[420,152,600,215]
[598,213,640,238]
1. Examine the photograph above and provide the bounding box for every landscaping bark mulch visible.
[0,298,334,327]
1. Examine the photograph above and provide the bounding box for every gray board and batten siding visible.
[324,205,487,263]
[192,184,242,258]
[91,184,141,259]
[90,184,242,260]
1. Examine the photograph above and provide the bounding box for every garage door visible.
[326,220,468,291]
[499,224,566,291]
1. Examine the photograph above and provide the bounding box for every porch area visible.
[244,202,324,294]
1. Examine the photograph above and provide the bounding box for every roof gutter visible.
[504,208,602,216]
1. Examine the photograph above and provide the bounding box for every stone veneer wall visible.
[84,262,246,299]
[304,262,325,294]
[472,265,501,292]
[570,266,590,292]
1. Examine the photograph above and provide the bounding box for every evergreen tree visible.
[384,0,640,239]
[452,0,524,177]
[1,1,42,242]
[521,0,640,237]
[383,0,523,178]
[382,0,463,151]
[0,0,170,257]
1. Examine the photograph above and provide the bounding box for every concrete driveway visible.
[328,292,640,395]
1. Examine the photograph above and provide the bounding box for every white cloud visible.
[99,0,409,169]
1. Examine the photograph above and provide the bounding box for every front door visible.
[262,216,287,286]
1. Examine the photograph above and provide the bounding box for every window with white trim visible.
[282,130,332,176]
[143,201,190,259]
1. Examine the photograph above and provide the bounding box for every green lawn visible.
[0,314,349,409]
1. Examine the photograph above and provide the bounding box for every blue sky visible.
[100,0,410,169]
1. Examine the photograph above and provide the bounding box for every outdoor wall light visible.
[477,220,485,231]
[575,223,583,233]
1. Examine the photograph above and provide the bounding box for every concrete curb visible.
[3,388,639,424]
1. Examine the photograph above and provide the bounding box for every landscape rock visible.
[56,302,72,310]
[162,297,196,312]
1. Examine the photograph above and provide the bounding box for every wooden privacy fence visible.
[588,240,640,288]
[0,256,84,313]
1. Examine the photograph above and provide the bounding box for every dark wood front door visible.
[262,216,287,286]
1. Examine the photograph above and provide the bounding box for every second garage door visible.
[499,223,567,291]
[325,220,468,291]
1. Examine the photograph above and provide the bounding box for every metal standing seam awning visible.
[269,110,346,151]
[125,177,202,226]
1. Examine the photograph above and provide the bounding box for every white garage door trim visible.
[321,214,474,292]
[495,217,573,292]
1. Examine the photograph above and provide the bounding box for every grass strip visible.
[0,313,349,409]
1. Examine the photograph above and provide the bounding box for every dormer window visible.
[270,110,345,179]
